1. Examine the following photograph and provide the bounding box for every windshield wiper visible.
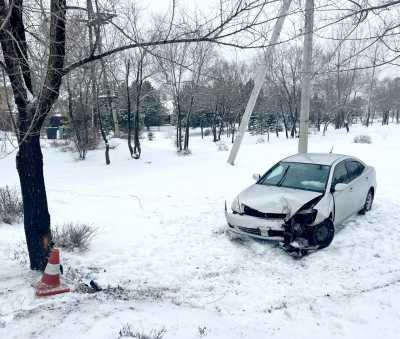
[277,166,290,186]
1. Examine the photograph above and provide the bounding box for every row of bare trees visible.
[3,2,398,157]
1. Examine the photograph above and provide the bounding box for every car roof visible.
[282,153,348,166]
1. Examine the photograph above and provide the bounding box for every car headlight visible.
[231,196,243,214]
[293,208,318,225]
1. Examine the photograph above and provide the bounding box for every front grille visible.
[238,226,261,236]
[243,205,286,219]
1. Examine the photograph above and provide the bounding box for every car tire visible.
[310,220,335,249]
[359,189,374,215]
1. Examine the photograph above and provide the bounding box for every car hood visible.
[238,184,322,217]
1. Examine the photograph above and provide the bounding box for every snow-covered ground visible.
[1,124,400,339]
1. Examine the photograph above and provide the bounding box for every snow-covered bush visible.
[177,148,192,156]
[0,186,23,224]
[118,324,166,339]
[256,136,266,143]
[198,326,208,337]
[11,241,29,266]
[51,139,76,152]
[204,128,211,136]
[354,135,372,144]
[52,223,96,251]
[216,141,229,151]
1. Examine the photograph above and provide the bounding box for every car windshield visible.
[259,162,330,193]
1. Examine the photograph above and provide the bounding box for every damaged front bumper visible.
[225,209,288,240]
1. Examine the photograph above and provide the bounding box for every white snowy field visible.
[1,124,400,339]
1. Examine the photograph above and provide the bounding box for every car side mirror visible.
[334,183,348,192]
[252,173,261,181]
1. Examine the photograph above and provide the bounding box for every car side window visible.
[346,160,365,182]
[331,161,349,189]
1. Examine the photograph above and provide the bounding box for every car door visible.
[345,160,368,213]
[331,161,353,224]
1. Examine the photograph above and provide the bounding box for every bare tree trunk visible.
[184,96,194,151]
[184,113,190,150]
[97,28,119,139]
[323,121,329,136]
[290,120,297,138]
[279,102,289,138]
[371,107,375,125]
[17,135,51,270]
[211,109,218,142]
[218,120,223,141]
[133,75,142,158]
[96,87,110,164]
[176,102,183,151]
[125,60,134,157]
[87,0,109,164]
[176,118,179,147]
[66,76,87,159]
[100,56,119,138]
[365,47,378,127]
[87,0,97,128]
[382,110,389,125]
[344,112,350,132]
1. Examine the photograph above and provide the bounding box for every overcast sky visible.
[131,0,273,63]
[116,0,399,79]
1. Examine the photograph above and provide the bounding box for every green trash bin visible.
[47,127,58,139]
[59,126,64,139]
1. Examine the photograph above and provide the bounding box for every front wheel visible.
[309,220,335,249]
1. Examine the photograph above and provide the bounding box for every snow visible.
[1,124,400,339]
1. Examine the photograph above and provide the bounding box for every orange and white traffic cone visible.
[35,248,70,297]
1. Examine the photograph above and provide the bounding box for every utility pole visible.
[227,0,292,165]
[298,0,314,153]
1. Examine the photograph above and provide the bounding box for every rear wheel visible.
[310,220,335,249]
[359,189,374,215]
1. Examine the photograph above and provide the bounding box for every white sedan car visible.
[225,153,377,254]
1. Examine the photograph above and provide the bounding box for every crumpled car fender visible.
[288,193,333,226]
[310,194,333,225]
